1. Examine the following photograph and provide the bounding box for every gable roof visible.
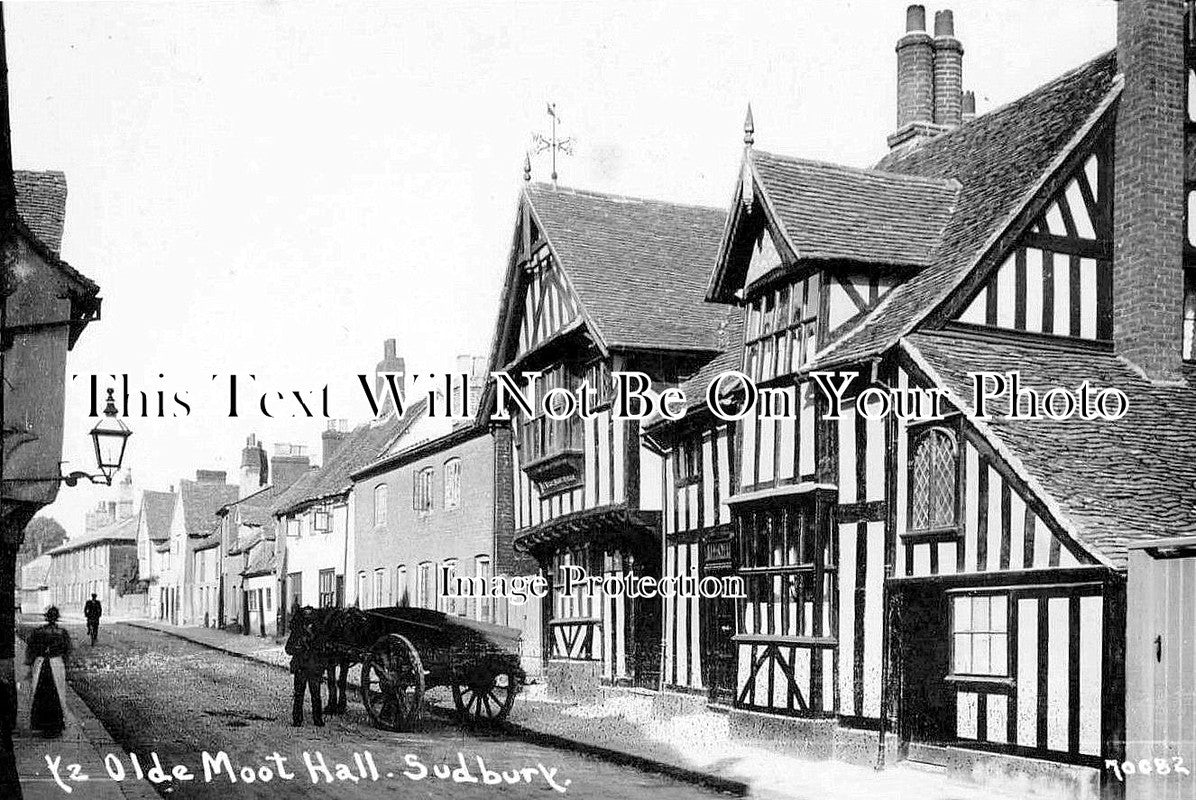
[47,515,138,557]
[273,403,426,517]
[644,307,744,431]
[904,329,1196,569]
[179,479,238,539]
[15,171,67,253]
[709,151,959,299]
[516,183,729,354]
[815,50,1119,367]
[219,483,280,527]
[140,490,177,543]
[13,169,98,294]
[242,540,276,577]
[20,553,53,591]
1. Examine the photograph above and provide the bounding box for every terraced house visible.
[649,3,1196,799]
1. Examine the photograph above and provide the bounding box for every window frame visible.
[373,568,386,609]
[416,562,433,609]
[318,568,337,608]
[949,592,1011,680]
[743,269,821,384]
[373,483,388,527]
[1184,266,1196,362]
[474,555,493,623]
[675,433,700,487]
[905,420,965,541]
[413,467,435,513]
[443,458,462,510]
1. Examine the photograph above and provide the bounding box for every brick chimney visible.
[239,434,268,498]
[1113,0,1187,382]
[270,444,311,492]
[322,420,349,466]
[932,10,963,126]
[896,5,934,128]
[117,470,135,520]
[961,90,976,123]
[375,338,406,414]
[889,6,971,151]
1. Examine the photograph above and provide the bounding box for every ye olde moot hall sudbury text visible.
[37,3,1196,800]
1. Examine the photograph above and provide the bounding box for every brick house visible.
[45,514,138,616]
[645,3,1196,798]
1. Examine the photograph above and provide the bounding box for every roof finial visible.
[744,104,755,147]
[523,152,532,182]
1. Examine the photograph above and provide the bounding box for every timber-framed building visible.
[647,3,1196,798]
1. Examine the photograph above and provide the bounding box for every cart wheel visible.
[360,633,424,731]
[452,668,518,725]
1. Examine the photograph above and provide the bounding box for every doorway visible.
[897,586,954,747]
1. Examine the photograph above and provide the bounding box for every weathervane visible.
[531,103,575,185]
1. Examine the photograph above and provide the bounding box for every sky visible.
[12,0,1116,535]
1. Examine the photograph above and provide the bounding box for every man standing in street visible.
[83,594,102,646]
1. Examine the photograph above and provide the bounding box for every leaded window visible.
[909,427,959,532]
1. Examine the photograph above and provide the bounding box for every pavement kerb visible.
[17,627,161,800]
[120,621,750,797]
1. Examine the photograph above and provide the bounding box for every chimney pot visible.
[905,4,926,32]
[961,90,976,122]
[933,9,954,37]
[932,8,963,127]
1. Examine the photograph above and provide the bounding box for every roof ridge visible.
[526,181,724,213]
[752,149,960,189]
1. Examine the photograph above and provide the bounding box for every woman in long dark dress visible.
[25,606,72,737]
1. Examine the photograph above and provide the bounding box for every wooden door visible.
[1127,543,1196,800]
[899,587,954,746]
[704,593,737,705]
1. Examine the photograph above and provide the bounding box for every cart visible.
[304,606,525,732]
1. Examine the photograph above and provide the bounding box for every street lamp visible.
[88,389,131,485]
[1,388,131,487]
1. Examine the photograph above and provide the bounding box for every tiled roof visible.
[816,50,1119,367]
[273,404,425,517]
[526,183,729,352]
[221,484,281,527]
[905,330,1196,569]
[640,307,743,431]
[20,553,53,591]
[750,151,958,270]
[15,171,67,253]
[13,169,98,293]
[47,515,138,556]
[179,479,238,539]
[242,541,276,577]
[140,490,177,543]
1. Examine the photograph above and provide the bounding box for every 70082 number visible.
[1105,757,1191,782]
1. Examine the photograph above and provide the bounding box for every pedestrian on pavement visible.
[285,606,324,727]
[25,606,72,737]
[84,593,103,645]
